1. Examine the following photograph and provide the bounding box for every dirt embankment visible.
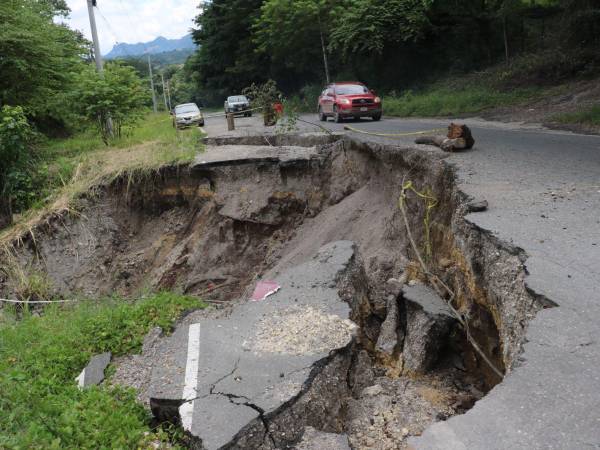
[482,78,600,134]
[1,135,551,448]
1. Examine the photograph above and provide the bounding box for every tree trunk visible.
[503,15,510,64]
[0,193,13,230]
[318,17,330,84]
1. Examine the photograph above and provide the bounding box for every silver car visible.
[173,103,204,128]
[224,95,251,116]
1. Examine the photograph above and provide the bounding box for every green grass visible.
[382,85,542,117]
[25,112,202,212]
[1,112,203,245]
[0,292,206,449]
[42,112,202,170]
[552,105,600,126]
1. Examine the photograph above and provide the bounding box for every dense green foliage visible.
[0,0,87,130]
[188,0,268,105]
[0,107,35,227]
[189,0,600,104]
[0,292,205,448]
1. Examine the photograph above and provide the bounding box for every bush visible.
[0,106,35,227]
[285,84,323,113]
[71,63,147,143]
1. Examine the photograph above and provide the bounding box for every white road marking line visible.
[179,323,201,431]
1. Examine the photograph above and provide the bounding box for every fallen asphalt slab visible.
[148,241,357,449]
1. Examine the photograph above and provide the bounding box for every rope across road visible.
[343,124,446,137]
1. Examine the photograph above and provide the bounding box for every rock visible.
[294,427,351,450]
[402,284,456,374]
[362,384,384,397]
[349,350,375,397]
[376,294,403,359]
[438,258,453,269]
[385,278,404,297]
[466,199,488,213]
[75,352,111,389]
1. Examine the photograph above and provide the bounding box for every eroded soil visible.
[0,135,549,449]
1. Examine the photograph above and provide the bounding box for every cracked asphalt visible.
[148,241,357,449]
[201,113,599,448]
[291,114,600,450]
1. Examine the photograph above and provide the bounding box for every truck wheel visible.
[372,113,382,121]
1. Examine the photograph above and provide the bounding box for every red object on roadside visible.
[251,280,281,302]
[273,102,284,115]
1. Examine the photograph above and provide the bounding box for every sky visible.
[63,0,201,55]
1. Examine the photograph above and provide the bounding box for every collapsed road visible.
[2,114,599,449]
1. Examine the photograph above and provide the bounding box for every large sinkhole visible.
[1,136,547,449]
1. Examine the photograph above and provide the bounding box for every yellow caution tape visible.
[343,124,446,137]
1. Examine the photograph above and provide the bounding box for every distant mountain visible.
[105,34,195,59]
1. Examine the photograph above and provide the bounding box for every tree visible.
[0,0,87,127]
[254,0,343,86]
[71,63,146,143]
[188,0,267,105]
[0,106,34,228]
[329,0,433,55]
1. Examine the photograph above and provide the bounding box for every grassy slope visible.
[0,292,205,448]
[1,112,203,245]
[383,85,545,117]
[553,105,600,126]
[376,51,599,124]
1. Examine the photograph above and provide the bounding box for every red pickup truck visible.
[318,82,382,123]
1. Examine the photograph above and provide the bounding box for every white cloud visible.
[63,0,200,55]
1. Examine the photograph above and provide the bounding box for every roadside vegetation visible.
[0,292,206,448]
[186,0,599,122]
[553,105,600,127]
[0,112,201,245]
[0,0,204,232]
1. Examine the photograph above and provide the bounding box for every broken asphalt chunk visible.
[75,352,111,389]
[402,284,455,374]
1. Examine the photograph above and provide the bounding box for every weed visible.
[0,291,206,449]
[384,86,541,117]
[0,249,53,302]
[552,105,600,126]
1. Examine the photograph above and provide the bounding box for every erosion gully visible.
[0,134,551,449]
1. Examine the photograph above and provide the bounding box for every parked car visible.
[317,82,382,122]
[173,103,204,128]
[224,95,252,116]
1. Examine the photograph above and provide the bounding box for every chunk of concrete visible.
[295,427,351,450]
[402,284,455,374]
[76,352,111,388]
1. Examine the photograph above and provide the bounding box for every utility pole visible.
[317,16,330,84]
[87,0,103,73]
[161,73,169,111]
[86,0,114,136]
[147,54,157,113]
[166,79,172,111]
